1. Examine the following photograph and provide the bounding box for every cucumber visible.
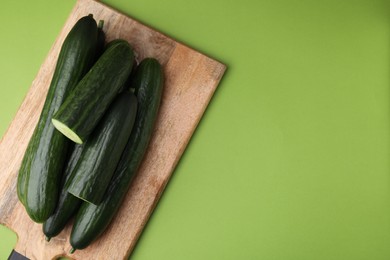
[52,40,135,144]
[66,91,138,205]
[69,58,164,252]
[18,15,99,222]
[42,144,83,241]
[42,22,106,238]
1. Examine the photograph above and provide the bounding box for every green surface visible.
[1,0,390,259]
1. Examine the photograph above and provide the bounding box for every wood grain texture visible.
[0,0,226,259]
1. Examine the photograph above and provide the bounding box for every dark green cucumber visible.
[18,15,99,222]
[66,91,138,205]
[43,23,106,238]
[42,144,84,241]
[52,40,135,144]
[69,58,163,252]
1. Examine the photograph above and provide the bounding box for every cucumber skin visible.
[66,91,138,205]
[42,144,83,240]
[70,58,164,251]
[18,15,98,222]
[52,40,135,144]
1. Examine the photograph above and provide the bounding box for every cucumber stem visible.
[98,20,104,29]
[69,247,76,254]
[45,236,51,242]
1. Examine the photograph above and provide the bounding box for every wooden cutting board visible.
[0,0,226,259]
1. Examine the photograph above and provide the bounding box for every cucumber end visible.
[69,247,76,254]
[45,236,51,242]
[68,190,98,205]
[52,119,83,144]
[98,20,104,29]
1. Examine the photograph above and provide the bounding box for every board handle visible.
[7,250,30,260]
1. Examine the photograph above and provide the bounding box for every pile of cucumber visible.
[16,14,163,253]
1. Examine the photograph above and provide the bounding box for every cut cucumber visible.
[52,40,135,144]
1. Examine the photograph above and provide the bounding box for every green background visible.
[1,0,390,259]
